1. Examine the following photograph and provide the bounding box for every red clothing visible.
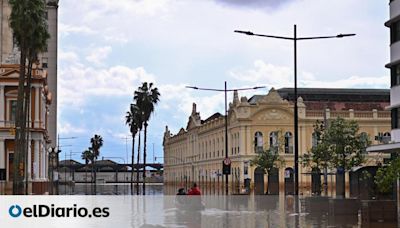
[188,187,201,195]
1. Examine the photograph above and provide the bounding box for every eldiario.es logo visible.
[8,204,110,218]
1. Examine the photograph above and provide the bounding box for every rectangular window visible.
[393,107,400,129]
[10,100,17,121]
[42,57,48,68]
[391,64,400,86]
[391,20,400,44]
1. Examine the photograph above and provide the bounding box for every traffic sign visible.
[222,158,231,175]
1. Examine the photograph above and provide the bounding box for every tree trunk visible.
[323,166,328,196]
[24,57,33,194]
[13,47,27,195]
[143,123,148,195]
[136,130,141,195]
[130,134,135,195]
[94,157,96,195]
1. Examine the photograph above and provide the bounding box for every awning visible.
[366,143,400,153]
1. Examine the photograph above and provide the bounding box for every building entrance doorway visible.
[254,167,264,195]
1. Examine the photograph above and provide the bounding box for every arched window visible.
[285,132,293,154]
[383,132,391,144]
[269,131,278,153]
[254,132,263,153]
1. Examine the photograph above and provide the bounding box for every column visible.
[0,85,4,127]
[0,139,5,169]
[27,140,32,180]
[40,141,46,179]
[41,144,46,179]
[34,86,40,128]
[33,140,39,180]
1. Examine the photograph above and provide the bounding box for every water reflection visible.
[59,184,397,227]
[59,183,163,195]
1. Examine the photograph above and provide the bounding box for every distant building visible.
[58,159,163,183]
[163,88,391,194]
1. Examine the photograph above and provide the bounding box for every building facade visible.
[0,0,58,148]
[367,0,400,154]
[0,64,52,194]
[163,88,391,195]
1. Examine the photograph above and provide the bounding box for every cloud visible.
[230,60,389,89]
[59,63,155,109]
[85,46,112,65]
[59,122,86,135]
[213,0,294,9]
[59,23,96,36]
[59,49,80,63]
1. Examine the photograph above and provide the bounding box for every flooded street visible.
[54,183,399,227]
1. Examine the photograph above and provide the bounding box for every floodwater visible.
[58,183,164,195]
[57,183,398,227]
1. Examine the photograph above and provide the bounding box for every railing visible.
[353,111,373,118]
[0,120,45,129]
[330,111,349,118]
[378,112,391,118]
[306,110,390,119]
[305,110,324,117]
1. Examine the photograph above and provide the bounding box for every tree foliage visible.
[375,158,400,193]
[251,130,285,175]
[250,148,284,175]
[301,118,370,171]
[9,0,50,194]
[133,82,160,195]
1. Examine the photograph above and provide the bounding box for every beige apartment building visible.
[163,88,391,195]
[0,64,52,194]
[0,0,58,148]
[0,0,58,194]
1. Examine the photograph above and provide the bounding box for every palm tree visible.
[134,82,160,195]
[125,104,141,194]
[90,135,103,194]
[9,0,50,194]
[81,149,94,183]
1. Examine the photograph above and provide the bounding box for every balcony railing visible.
[0,120,45,129]
[305,110,389,119]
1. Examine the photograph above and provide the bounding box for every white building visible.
[367,0,400,153]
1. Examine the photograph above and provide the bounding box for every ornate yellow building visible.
[0,63,52,194]
[163,88,391,195]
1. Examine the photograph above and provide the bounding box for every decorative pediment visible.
[0,69,19,78]
[254,108,292,121]
[257,88,289,105]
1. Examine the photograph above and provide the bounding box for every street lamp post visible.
[235,25,355,195]
[187,82,265,195]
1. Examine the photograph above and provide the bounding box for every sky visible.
[57,0,390,164]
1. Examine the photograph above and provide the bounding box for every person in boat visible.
[177,188,186,195]
[187,183,201,195]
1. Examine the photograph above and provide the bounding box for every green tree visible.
[134,82,160,195]
[90,134,103,192]
[9,0,50,194]
[302,118,369,198]
[250,148,284,194]
[375,158,400,194]
[125,103,142,194]
[301,121,330,195]
[251,130,285,194]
